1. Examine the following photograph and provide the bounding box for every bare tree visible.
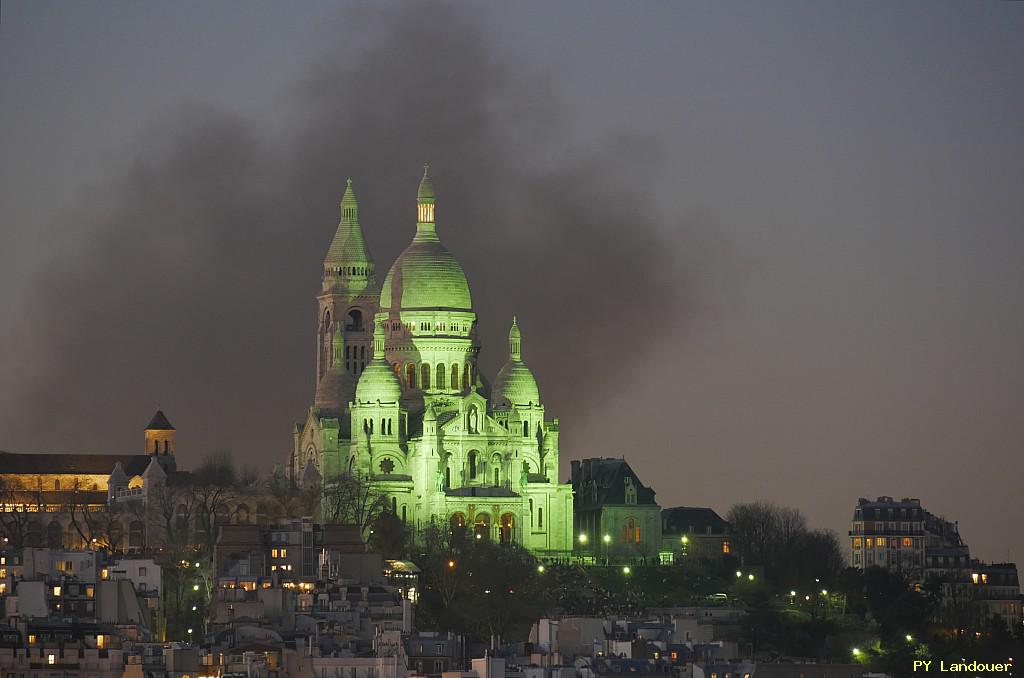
[727,501,844,587]
[192,451,238,552]
[321,471,386,539]
[0,477,34,547]
[265,467,320,520]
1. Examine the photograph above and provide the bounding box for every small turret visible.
[355,324,403,404]
[108,462,128,502]
[492,317,540,408]
[417,163,436,227]
[509,316,522,360]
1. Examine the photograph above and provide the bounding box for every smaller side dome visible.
[491,317,541,408]
[355,324,403,404]
[315,328,355,413]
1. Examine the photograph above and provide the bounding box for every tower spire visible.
[323,178,374,286]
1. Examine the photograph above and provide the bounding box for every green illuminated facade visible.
[292,167,574,557]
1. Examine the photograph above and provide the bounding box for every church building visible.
[290,167,574,557]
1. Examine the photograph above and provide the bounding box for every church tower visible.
[144,409,176,472]
[316,179,379,411]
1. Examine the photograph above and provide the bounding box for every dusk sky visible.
[2,2,1022,564]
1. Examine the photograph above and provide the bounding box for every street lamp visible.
[736,571,742,578]
[578,533,588,545]
[537,565,545,573]
[747,574,754,581]
[187,628,193,644]
[622,566,630,575]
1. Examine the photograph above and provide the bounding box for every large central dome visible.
[379,165,473,312]
[379,239,472,311]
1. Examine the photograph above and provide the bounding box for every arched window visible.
[538,507,543,528]
[387,418,393,435]
[451,364,460,390]
[406,363,417,389]
[450,512,466,540]
[391,496,398,514]
[153,440,159,453]
[401,505,407,523]
[445,466,451,489]
[523,421,530,437]
[499,513,515,545]
[494,467,500,487]
[474,513,490,542]
[163,440,169,454]
[529,499,533,525]
[346,309,364,331]
[381,418,386,435]
[463,363,470,390]
[625,519,640,544]
[436,363,446,389]
[468,451,477,480]
[421,363,431,389]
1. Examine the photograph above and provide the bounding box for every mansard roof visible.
[572,457,657,507]
[662,506,730,535]
[0,452,151,476]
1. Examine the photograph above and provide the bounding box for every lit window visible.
[864,538,873,547]
[280,548,287,558]
[271,548,278,558]
[722,541,730,554]
[852,538,862,548]
[981,574,988,584]
[28,634,36,645]
[902,537,912,547]
[876,537,886,547]
[0,568,6,578]
[97,635,105,649]
[48,654,55,665]
[101,568,109,581]
[972,573,980,584]
[86,586,94,598]
[52,586,61,597]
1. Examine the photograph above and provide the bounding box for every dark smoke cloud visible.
[1,3,707,471]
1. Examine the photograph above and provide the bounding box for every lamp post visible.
[603,534,611,565]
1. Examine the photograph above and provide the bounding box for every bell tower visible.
[144,409,177,471]
[317,179,380,392]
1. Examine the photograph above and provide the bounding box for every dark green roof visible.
[145,409,175,430]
